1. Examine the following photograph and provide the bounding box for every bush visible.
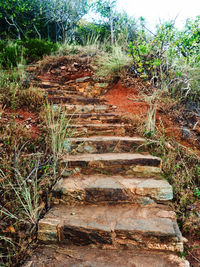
[75,22,110,45]
[0,39,58,68]
[0,40,23,68]
[20,39,58,63]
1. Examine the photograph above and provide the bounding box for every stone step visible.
[38,204,183,252]
[55,104,117,113]
[66,136,146,154]
[48,96,105,105]
[71,117,121,124]
[52,174,173,205]
[65,112,118,118]
[66,113,121,123]
[62,153,161,175]
[68,124,131,137]
[46,89,79,95]
[32,81,61,88]
[36,82,78,91]
[24,244,190,267]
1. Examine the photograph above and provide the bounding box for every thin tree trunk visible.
[110,14,114,45]
[33,24,41,40]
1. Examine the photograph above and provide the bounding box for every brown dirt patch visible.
[104,81,149,115]
[185,236,200,267]
[1,108,40,139]
[103,80,200,155]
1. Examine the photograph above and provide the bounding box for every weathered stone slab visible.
[56,104,116,113]
[67,114,121,124]
[76,76,91,83]
[65,113,119,118]
[38,204,183,252]
[48,96,105,105]
[62,153,161,175]
[23,244,190,267]
[67,124,132,137]
[52,175,173,205]
[69,123,131,128]
[67,136,146,154]
[46,89,78,95]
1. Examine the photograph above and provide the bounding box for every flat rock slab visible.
[63,153,161,175]
[68,136,146,154]
[69,136,146,142]
[38,204,183,252]
[24,245,190,267]
[52,174,173,204]
[55,104,116,113]
[64,153,161,165]
[65,113,119,118]
[48,96,105,105]
[70,117,121,124]
[68,124,131,137]
[47,90,79,95]
[69,123,131,128]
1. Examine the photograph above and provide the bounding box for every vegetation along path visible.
[23,57,190,267]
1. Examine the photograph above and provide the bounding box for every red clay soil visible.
[104,81,200,155]
[104,80,149,115]
[2,108,40,139]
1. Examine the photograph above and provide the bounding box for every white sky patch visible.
[116,0,200,30]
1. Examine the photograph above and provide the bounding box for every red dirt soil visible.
[2,108,40,139]
[104,81,149,115]
[104,81,200,155]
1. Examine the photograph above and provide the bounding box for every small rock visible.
[84,145,95,154]
[23,261,33,267]
[97,83,109,88]
[181,127,193,139]
[62,170,73,177]
[63,140,71,153]
[76,76,91,83]
[73,167,81,174]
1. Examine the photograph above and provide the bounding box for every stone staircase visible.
[25,76,189,266]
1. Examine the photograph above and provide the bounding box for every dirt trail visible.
[22,56,191,267]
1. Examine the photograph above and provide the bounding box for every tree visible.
[40,0,90,41]
[0,0,41,39]
[92,0,117,45]
[177,16,200,61]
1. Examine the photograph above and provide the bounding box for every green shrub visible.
[20,39,58,63]
[0,39,58,68]
[75,22,110,45]
[0,40,22,68]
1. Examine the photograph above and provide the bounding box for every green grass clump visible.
[96,46,132,77]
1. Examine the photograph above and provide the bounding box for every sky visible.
[116,0,200,30]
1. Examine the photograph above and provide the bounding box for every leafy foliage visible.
[20,39,58,63]
[128,18,200,103]
[40,0,90,41]
[0,0,90,41]
[0,39,57,68]
[0,41,22,68]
